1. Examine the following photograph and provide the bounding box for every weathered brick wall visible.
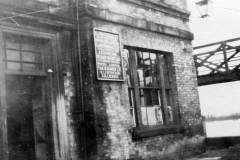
[86,0,190,31]
[86,20,204,159]
[64,53,80,160]
[61,31,85,160]
[65,0,204,159]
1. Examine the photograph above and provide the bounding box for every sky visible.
[187,0,240,46]
[187,0,240,117]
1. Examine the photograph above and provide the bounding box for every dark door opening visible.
[6,75,49,160]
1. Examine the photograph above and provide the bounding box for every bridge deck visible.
[194,38,240,86]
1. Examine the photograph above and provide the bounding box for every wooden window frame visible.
[125,46,182,139]
[0,26,69,160]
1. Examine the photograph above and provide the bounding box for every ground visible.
[187,144,240,160]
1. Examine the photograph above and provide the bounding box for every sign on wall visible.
[93,28,124,81]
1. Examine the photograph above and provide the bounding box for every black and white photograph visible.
[0,0,239,159]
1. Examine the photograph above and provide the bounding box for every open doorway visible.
[6,75,49,160]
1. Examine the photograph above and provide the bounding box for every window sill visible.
[132,125,185,140]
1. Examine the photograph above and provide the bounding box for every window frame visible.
[125,46,182,138]
[3,33,48,76]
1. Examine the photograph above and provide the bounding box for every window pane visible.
[129,89,136,126]
[22,52,41,63]
[152,90,160,105]
[144,89,152,106]
[150,53,156,62]
[143,52,150,65]
[136,52,145,87]
[5,40,19,50]
[6,50,20,61]
[145,69,152,86]
[22,63,41,71]
[150,53,158,86]
[139,89,145,106]
[141,106,164,126]
[22,43,39,51]
[4,33,46,73]
[148,106,161,125]
[142,89,159,106]
[137,69,144,86]
[7,62,21,70]
[147,107,157,125]
[141,107,148,125]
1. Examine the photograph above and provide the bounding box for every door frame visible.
[0,26,69,160]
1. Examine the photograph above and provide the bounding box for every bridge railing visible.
[193,38,240,86]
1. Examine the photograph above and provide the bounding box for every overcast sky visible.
[187,0,240,46]
[187,0,240,117]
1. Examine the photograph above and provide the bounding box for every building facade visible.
[0,0,204,160]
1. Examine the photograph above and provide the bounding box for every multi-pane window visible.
[125,48,174,127]
[3,34,45,73]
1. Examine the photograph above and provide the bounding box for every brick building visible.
[0,0,204,160]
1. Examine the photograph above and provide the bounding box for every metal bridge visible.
[194,38,240,86]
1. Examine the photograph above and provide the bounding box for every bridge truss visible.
[194,38,240,86]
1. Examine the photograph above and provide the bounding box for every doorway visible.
[6,75,49,160]
[0,29,69,160]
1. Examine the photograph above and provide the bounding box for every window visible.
[3,33,48,75]
[125,47,175,128]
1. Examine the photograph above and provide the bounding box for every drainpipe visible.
[76,0,87,159]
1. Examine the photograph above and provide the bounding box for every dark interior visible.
[6,75,46,160]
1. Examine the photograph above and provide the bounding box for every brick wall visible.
[83,19,204,159]
[86,0,190,31]
[64,0,205,159]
